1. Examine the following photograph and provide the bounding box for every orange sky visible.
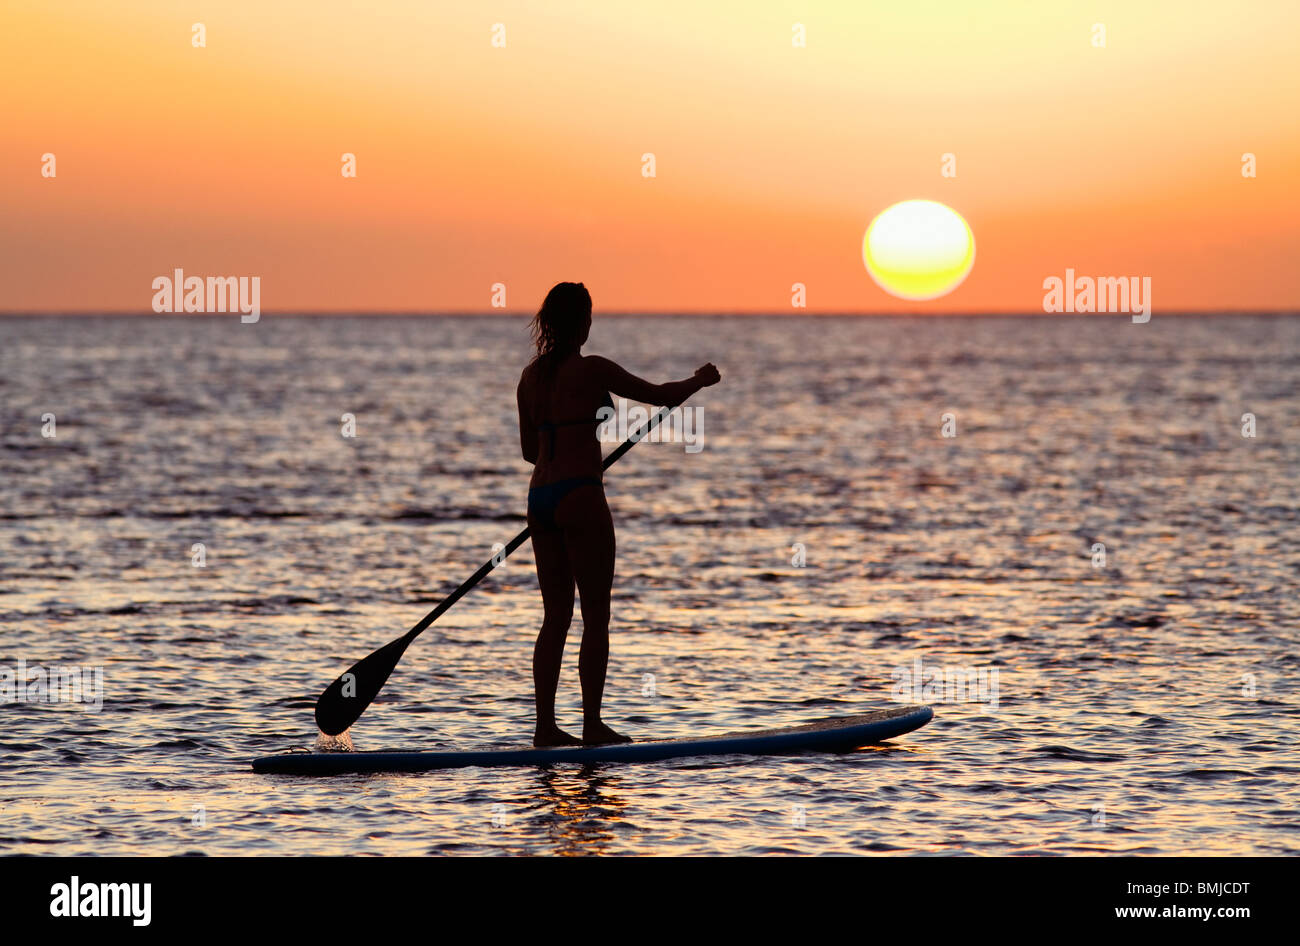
[2,0,1298,313]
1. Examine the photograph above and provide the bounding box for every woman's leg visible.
[555,484,630,744]
[529,520,580,747]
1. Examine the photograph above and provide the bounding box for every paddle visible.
[313,396,693,735]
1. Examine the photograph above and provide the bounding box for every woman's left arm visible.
[516,376,538,464]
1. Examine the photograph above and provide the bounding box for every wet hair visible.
[530,282,591,376]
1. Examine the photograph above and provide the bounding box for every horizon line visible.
[2,309,1297,319]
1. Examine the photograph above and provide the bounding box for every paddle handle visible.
[405,395,692,640]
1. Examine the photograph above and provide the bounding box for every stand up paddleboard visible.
[251,705,932,775]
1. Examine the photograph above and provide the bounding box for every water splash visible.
[315,728,354,752]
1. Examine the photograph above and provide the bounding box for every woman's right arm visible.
[585,355,717,406]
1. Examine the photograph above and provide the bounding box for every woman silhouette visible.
[517,282,720,746]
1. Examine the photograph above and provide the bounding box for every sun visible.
[862,200,975,301]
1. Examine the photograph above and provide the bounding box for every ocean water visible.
[1,313,1297,856]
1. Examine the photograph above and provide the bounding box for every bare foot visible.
[534,725,583,748]
[582,721,633,746]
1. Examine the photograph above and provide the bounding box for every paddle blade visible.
[313,634,413,736]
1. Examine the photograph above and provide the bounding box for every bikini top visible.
[537,389,615,460]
